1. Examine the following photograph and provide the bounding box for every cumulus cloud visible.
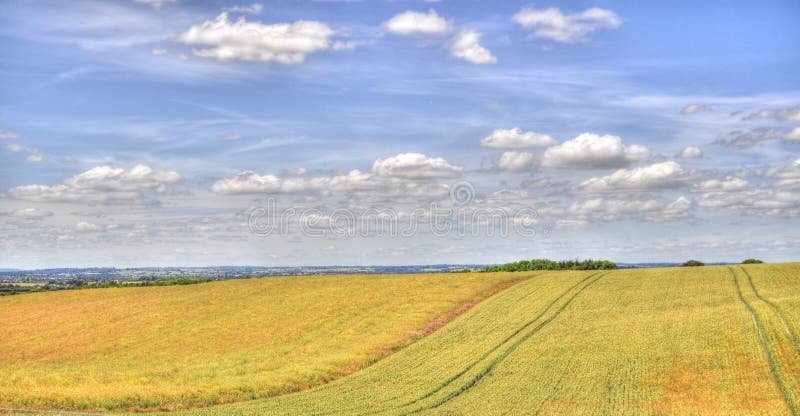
[513,7,621,43]
[542,133,650,169]
[693,174,800,217]
[680,104,710,115]
[480,128,558,149]
[0,129,19,139]
[383,9,449,35]
[496,151,538,172]
[573,161,689,193]
[212,153,461,195]
[743,107,800,122]
[694,176,751,193]
[371,153,463,179]
[7,165,181,203]
[211,169,374,194]
[449,29,496,64]
[676,145,703,159]
[763,159,800,190]
[568,195,692,222]
[643,197,693,222]
[176,13,334,63]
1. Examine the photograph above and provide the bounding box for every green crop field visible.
[1,264,799,415]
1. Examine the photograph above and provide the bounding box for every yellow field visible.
[2,264,799,415]
[0,272,527,412]
[154,264,799,416]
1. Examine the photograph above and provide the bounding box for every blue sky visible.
[0,0,799,268]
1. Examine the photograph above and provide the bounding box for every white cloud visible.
[75,221,102,232]
[133,0,175,8]
[496,151,538,172]
[568,195,691,222]
[26,154,43,163]
[151,48,167,56]
[5,143,22,152]
[513,7,621,43]
[646,196,693,222]
[764,159,800,190]
[693,174,800,217]
[676,145,703,159]
[8,208,54,220]
[176,13,334,63]
[383,9,449,35]
[211,169,383,195]
[211,153,461,195]
[717,127,800,148]
[223,134,240,140]
[480,128,558,149]
[7,165,181,203]
[0,129,19,139]
[573,161,689,193]
[680,104,710,115]
[372,153,462,179]
[542,133,650,169]
[449,29,496,64]
[223,4,263,15]
[785,127,800,142]
[744,107,800,121]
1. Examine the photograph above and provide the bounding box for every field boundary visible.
[729,267,799,416]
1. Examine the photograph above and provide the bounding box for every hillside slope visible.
[0,272,529,411]
[154,264,800,416]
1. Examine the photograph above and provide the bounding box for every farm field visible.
[0,272,529,412]
[1,264,799,415]
[153,263,800,416]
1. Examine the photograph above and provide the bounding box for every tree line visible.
[483,259,617,272]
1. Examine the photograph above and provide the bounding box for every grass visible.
[0,272,529,412]
[2,264,800,415]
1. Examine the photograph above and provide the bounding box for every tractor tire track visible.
[397,271,609,415]
[740,266,800,355]
[310,272,574,416]
[729,267,799,416]
[321,272,602,416]
[378,272,602,414]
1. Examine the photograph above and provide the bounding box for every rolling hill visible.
[1,264,799,415]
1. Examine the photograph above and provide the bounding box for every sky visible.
[0,0,799,269]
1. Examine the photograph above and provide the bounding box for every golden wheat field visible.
[0,272,526,412]
[1,264,799,416]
